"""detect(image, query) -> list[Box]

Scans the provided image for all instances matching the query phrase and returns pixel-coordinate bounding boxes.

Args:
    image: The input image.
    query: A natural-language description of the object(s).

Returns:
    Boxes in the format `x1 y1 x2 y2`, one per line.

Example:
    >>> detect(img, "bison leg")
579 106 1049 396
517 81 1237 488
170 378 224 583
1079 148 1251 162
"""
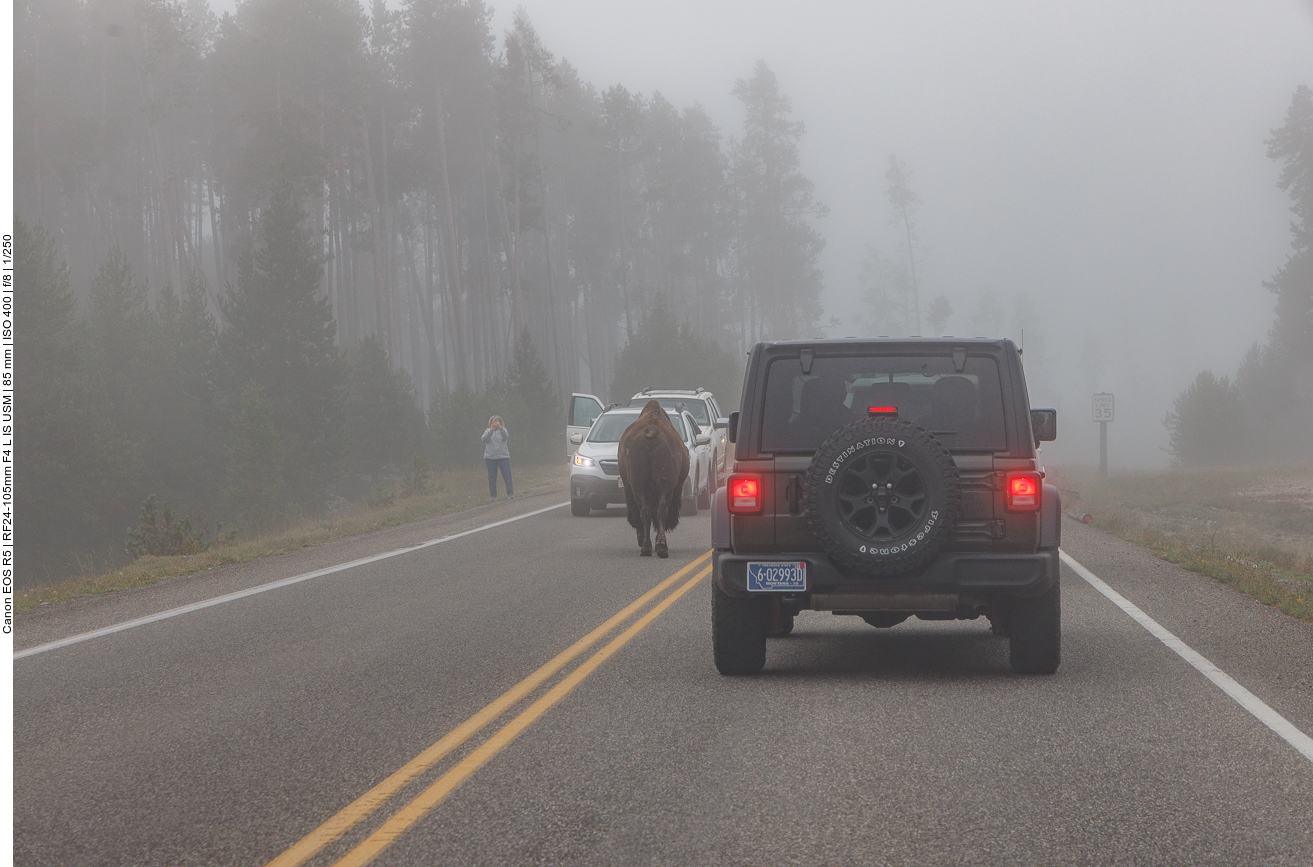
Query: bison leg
638 500 653 557
654 492 671 558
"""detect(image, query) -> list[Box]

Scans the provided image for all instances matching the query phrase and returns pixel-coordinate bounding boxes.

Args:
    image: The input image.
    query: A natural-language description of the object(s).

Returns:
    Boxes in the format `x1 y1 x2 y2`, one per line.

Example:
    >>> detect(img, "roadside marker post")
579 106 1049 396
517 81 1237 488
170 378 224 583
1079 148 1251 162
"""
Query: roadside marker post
1092 393 1114 477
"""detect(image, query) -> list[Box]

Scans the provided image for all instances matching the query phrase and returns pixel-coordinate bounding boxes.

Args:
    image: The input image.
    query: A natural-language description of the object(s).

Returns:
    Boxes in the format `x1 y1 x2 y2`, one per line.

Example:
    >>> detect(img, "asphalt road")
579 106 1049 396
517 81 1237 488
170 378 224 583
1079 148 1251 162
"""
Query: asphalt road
13 486 1313 866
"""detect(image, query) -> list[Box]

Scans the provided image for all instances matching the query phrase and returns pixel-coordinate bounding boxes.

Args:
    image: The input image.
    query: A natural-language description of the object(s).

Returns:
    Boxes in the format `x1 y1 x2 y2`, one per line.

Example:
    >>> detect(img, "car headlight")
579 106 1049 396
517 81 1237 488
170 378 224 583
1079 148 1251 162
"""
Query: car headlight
573 454 596 467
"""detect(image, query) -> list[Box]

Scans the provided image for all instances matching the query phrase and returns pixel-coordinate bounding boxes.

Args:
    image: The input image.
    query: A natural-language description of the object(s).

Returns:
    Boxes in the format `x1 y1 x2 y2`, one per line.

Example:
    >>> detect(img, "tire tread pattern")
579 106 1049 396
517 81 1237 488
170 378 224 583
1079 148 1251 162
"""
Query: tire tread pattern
804 418 962 576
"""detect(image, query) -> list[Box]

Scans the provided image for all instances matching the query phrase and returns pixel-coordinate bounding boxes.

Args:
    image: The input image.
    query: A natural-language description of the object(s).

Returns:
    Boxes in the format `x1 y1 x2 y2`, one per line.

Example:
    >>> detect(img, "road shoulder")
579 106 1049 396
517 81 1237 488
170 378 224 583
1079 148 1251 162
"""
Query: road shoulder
14 486 568 653
1060 517 1313 749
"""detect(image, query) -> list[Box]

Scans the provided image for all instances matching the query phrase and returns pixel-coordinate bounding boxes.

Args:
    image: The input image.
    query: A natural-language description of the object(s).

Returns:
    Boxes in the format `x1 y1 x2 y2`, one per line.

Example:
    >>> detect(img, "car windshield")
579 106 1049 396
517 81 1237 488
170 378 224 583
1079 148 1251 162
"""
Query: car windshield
629 397 710 426
759 355 1008 451
587 412 687 443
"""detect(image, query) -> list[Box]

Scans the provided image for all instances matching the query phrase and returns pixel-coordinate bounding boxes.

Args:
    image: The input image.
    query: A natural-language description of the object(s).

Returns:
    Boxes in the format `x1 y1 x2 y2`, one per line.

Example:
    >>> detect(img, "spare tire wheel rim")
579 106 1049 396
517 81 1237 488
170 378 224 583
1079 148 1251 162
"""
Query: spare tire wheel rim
805 419 961 575
835 449 930 551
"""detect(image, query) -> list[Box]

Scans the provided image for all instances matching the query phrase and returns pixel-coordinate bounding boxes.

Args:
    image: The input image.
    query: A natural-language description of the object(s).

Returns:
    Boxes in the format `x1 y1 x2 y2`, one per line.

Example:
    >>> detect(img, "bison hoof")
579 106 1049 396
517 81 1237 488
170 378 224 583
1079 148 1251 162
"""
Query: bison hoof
656 545 669 559
640 546 653 557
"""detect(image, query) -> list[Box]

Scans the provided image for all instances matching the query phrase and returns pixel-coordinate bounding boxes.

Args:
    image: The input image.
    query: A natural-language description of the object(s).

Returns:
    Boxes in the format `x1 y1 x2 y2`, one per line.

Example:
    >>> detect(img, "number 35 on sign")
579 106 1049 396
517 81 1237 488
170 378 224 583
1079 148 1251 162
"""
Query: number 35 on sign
1092 393 1114 423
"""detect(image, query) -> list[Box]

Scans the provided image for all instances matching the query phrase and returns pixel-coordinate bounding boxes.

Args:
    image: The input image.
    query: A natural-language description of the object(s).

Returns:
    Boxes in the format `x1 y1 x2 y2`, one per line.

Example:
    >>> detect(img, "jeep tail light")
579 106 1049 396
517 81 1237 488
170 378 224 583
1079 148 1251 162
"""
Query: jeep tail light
1006 472 1041 511
728 474 763 514
867 406 898 416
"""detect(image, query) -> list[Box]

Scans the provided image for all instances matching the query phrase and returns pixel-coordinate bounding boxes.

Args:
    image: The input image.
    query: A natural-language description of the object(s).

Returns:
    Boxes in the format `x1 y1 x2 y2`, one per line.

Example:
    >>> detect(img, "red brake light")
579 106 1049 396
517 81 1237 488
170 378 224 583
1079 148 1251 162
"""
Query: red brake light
867 406 898 415
728 475 762 513
1006 473 1041 511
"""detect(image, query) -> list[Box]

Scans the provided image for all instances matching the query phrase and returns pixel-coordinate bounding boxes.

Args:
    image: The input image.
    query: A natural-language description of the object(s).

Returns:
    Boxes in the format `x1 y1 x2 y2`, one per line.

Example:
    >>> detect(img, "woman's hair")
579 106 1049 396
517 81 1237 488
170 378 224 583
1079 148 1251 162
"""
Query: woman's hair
488 415 503 428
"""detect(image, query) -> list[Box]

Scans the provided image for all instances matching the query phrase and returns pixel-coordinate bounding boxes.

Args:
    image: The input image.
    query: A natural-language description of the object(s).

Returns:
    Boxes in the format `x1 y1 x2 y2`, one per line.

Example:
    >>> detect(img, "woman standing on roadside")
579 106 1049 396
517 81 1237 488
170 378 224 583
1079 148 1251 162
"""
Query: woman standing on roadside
482 416 514 502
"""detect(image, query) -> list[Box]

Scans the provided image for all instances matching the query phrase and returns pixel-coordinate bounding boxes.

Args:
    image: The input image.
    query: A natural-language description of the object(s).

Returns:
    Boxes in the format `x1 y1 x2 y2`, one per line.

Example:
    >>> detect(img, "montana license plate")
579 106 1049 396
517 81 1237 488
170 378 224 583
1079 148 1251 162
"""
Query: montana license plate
746 561 807 592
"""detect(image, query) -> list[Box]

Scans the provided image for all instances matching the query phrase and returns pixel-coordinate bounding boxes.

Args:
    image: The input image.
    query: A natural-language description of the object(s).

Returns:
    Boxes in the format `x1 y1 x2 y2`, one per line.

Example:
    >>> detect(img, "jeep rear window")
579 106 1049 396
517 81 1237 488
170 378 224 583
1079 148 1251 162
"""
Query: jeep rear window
759 356 1008 452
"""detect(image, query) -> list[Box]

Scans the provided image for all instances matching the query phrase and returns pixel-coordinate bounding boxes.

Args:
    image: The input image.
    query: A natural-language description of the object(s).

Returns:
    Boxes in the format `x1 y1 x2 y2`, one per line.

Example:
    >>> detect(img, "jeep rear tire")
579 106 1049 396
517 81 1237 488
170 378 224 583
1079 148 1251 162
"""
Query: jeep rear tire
712 582 767 675
804 417 961 576
1007 575 1061 674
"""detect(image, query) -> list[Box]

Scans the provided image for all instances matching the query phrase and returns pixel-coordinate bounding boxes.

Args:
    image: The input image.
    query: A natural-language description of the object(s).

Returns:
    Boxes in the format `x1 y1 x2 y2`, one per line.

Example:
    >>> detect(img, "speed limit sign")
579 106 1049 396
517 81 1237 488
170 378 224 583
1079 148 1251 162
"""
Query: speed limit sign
1092 393 1114 422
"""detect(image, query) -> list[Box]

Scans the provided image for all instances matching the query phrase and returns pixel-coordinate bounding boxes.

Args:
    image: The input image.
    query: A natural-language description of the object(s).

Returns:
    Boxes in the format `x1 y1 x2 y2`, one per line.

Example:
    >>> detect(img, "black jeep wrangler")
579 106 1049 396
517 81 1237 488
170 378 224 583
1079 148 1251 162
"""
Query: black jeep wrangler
710 338 1061 676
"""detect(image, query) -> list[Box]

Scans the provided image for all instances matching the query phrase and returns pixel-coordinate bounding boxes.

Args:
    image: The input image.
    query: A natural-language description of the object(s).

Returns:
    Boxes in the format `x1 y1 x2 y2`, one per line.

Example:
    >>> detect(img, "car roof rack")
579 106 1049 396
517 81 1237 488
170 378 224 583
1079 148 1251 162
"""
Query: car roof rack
637 387 707 395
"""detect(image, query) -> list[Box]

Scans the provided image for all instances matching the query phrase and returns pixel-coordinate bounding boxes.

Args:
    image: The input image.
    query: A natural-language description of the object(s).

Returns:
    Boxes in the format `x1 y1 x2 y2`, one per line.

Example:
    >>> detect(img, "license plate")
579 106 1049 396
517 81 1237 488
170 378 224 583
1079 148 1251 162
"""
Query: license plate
746 561 807 592
616 476 623 488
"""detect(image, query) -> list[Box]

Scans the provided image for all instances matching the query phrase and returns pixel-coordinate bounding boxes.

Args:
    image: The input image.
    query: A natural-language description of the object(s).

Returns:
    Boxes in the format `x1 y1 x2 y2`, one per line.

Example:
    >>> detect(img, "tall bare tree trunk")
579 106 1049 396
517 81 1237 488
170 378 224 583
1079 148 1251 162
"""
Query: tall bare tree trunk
361 116 390 348
380 102 397 357
423 188 445 393
207 175 224 289
432 81 469 388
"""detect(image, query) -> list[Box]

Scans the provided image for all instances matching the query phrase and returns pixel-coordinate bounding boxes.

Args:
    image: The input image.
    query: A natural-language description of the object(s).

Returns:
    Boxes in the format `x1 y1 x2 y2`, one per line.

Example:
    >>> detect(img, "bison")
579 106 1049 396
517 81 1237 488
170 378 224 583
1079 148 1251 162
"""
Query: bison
618 400 690 558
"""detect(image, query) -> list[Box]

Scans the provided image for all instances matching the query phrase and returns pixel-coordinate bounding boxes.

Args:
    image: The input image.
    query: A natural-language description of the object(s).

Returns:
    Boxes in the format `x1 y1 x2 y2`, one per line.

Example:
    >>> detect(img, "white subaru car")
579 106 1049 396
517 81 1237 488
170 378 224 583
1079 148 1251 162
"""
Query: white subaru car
569 406 713 517
627 388 730 486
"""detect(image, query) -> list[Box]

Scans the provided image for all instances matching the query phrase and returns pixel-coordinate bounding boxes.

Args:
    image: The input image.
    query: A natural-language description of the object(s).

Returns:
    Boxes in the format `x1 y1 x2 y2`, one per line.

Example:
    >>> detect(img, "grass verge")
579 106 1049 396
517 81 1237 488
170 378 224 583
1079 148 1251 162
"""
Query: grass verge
1049 465 1313 622
17 462 567 616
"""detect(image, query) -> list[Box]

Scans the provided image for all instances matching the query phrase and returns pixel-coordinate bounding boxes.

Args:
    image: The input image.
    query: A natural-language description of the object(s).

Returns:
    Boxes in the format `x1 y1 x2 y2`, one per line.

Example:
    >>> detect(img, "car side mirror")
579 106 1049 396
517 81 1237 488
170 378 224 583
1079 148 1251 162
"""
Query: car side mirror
713 417 729 430
728 411 740 443
1030 409 1057 443
570 432 583 444
696 432 711 445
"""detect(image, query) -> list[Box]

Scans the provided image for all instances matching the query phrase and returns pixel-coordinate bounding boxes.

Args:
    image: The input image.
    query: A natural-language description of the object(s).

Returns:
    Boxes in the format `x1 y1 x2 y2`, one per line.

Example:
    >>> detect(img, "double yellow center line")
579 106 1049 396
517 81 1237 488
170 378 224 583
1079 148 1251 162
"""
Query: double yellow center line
268 550 714 867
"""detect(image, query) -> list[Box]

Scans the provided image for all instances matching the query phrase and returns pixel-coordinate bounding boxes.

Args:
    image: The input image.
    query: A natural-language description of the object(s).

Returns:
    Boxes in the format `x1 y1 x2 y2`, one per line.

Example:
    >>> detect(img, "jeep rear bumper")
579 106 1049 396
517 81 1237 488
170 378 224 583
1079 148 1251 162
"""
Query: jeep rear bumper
713 549 1058 602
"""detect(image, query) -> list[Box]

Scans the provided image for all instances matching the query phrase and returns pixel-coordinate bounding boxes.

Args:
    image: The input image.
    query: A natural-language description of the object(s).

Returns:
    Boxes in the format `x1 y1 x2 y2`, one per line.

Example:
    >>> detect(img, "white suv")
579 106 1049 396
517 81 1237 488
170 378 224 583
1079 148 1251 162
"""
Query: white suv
626 389 730 486
569 406 713 517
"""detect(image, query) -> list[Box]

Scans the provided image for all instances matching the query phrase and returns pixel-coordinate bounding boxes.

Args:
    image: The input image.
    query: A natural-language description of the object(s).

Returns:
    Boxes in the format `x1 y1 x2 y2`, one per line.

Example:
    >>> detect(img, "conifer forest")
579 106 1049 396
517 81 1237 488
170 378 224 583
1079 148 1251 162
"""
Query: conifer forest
14 0 828 583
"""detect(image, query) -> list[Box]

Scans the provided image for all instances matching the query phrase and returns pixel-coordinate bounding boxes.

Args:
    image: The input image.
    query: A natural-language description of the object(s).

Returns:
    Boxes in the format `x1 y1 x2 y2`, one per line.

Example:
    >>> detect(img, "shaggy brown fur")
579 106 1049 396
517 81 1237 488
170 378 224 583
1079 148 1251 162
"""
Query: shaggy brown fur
618 400 690 557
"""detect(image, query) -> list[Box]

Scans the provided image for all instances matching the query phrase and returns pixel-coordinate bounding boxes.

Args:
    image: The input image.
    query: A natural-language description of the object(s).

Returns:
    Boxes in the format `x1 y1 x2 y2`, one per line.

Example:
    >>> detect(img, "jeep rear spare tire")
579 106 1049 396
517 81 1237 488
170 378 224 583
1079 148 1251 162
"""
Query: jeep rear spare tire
804 417 961 576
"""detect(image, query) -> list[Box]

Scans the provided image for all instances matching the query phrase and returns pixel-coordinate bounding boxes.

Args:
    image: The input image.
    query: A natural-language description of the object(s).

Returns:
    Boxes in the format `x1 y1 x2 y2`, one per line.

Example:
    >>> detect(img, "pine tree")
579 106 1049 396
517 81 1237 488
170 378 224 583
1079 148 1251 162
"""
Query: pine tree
1264 85 1313 371
346 334 424 476
87 246 161 448
1229 84 1313 460
927 296 954 338
220 177 345 514
500 327 561 464
153 272 224 511
885 154 923 334
1164 371 1245 467
224 384 288 530
609 297 743 410
731 61 827 340
14 220 134 578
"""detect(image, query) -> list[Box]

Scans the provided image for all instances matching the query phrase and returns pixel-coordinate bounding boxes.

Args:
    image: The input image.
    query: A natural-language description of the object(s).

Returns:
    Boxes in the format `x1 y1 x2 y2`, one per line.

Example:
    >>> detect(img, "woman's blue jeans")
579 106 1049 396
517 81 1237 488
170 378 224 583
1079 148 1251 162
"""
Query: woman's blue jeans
486 458 513 497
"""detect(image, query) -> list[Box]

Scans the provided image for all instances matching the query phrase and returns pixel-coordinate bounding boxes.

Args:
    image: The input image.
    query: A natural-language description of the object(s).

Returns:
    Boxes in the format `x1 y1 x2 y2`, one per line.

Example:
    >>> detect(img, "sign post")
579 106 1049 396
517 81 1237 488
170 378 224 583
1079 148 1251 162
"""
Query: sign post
1092 393 1114 477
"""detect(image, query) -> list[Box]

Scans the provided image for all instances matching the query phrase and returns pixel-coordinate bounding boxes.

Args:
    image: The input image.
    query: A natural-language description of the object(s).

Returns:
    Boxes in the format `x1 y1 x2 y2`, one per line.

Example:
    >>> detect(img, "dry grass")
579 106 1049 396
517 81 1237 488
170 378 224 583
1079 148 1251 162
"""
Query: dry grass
1048 465 1313 622
17 461 568 616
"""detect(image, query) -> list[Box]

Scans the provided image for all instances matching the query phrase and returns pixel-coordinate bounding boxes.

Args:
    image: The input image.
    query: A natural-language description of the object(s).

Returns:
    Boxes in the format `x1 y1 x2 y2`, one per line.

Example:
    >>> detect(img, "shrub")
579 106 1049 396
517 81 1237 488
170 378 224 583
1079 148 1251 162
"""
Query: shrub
400 454 431 497
1164 370 1244 467
125 495 211 558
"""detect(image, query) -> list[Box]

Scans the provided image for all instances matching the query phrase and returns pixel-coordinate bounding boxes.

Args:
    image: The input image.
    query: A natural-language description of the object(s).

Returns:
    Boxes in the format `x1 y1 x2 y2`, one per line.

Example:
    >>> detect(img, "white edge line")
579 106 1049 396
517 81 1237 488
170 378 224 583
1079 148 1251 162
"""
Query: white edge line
15 502 570 661
1060 549 1313 765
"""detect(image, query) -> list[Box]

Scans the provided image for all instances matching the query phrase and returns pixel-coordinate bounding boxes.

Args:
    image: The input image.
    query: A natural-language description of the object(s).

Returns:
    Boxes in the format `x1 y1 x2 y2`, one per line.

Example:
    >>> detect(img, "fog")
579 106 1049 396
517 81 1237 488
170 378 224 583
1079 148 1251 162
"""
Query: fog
15 0 1312 579
487 0 1313 467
